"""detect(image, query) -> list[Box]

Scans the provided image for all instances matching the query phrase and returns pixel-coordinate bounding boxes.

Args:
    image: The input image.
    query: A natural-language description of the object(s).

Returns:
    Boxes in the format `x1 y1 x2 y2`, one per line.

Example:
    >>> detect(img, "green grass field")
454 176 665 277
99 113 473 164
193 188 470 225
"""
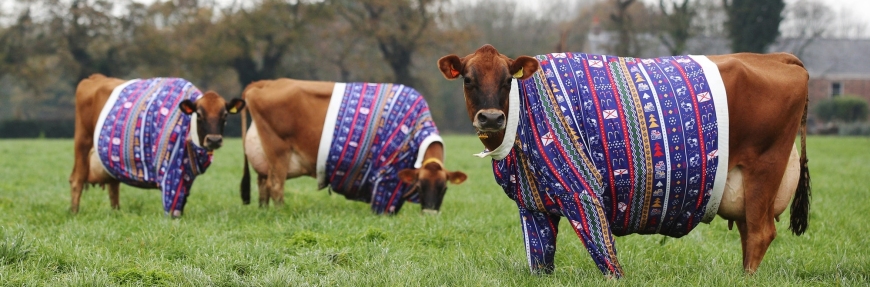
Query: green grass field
0 136 867 286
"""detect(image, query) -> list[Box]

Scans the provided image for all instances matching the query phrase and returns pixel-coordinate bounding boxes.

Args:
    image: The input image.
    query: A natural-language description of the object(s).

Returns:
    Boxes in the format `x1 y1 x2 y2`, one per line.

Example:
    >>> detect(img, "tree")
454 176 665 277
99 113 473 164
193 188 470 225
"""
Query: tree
777 0 833 58
567 0 658 56
206 0 332 91
446 0 545 56
658 0 696 55
610 0 637 56
0 2 87 120
722 0 784 53
0 8 53 120
335 0 448 90
50 0 131 83
308 14 391 83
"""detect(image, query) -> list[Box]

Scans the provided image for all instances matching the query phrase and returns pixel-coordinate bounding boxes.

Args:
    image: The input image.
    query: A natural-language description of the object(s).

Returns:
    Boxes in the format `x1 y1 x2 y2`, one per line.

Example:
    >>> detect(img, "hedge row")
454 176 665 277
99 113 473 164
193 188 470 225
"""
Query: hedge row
813 96 869 123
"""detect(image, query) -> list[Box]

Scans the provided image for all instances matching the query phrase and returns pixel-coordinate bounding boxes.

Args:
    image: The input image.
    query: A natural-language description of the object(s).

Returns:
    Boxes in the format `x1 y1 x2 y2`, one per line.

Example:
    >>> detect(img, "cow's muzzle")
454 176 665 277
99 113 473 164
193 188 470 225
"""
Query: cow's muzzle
474 109 506 132
422 209 440 216
205 135 223 149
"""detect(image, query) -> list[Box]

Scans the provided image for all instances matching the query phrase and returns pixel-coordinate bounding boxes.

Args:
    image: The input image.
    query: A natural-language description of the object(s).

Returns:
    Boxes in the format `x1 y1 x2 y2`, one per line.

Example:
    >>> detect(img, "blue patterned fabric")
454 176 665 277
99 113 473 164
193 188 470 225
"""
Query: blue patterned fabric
487 53 729 277
317 83 441 214
95 78 211 215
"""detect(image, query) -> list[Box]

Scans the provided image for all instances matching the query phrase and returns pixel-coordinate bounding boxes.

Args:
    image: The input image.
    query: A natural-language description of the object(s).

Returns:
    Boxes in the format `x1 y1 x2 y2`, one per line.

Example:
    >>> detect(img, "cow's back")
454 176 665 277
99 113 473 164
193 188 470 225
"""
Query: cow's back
708 53 808 159
75 74 127 140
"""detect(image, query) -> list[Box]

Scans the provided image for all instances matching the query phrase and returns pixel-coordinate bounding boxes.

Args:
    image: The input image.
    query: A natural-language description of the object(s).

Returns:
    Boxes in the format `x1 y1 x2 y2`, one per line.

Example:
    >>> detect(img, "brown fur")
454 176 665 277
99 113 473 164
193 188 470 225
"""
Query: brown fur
437 45 811 274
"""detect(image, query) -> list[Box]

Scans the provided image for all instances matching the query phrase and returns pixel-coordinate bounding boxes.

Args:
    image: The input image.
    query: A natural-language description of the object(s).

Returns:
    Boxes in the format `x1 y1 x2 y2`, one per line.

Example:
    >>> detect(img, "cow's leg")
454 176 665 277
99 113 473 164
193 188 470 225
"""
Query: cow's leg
257 173 269 207
738 153 789 274
518 207 560 274
253 121 289 208
556 192 624 278
69 135 93 214
735 220 749 266
266 151 289 207
108 182 120 210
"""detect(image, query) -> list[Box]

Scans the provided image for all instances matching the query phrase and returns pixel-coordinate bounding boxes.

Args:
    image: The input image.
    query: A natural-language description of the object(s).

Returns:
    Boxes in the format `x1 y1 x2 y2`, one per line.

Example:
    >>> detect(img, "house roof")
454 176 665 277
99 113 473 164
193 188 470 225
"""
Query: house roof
586 31 870 79
770 38 870 79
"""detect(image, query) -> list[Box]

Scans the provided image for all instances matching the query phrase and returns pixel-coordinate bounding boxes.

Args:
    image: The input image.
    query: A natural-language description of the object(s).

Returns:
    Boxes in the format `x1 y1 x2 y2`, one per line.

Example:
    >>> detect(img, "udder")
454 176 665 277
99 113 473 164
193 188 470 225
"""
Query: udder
87 148 114 184
717 145 801 221
244 122 314 178
245 123 270 176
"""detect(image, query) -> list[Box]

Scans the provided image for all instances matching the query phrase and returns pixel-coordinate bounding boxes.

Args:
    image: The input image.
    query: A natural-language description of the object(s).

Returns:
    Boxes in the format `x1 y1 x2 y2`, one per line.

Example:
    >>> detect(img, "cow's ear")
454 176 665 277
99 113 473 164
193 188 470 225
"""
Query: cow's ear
179 100 196 115
227 98 246 114
447 170 467 185
509 56 539 80
398 168 418 184
437 55 463 80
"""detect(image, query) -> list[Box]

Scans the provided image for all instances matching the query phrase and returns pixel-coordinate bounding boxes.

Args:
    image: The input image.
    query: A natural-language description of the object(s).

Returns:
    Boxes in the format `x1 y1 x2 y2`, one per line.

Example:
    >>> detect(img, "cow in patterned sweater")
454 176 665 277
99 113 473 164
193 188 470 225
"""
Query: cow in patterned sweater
437 45 810 277
69 74 245 217
240 78 467 214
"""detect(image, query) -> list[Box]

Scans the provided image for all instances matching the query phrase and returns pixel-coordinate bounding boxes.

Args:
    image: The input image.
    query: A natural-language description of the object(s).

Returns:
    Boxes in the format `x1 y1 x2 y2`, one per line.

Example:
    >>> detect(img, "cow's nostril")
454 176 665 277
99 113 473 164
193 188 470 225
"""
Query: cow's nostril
496 114 505 126
477 112 489 124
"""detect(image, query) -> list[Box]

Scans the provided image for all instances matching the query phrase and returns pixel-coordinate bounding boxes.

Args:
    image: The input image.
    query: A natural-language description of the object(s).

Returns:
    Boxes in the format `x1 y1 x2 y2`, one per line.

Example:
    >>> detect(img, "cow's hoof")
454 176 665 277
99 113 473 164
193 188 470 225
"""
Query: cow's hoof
171 210 183 218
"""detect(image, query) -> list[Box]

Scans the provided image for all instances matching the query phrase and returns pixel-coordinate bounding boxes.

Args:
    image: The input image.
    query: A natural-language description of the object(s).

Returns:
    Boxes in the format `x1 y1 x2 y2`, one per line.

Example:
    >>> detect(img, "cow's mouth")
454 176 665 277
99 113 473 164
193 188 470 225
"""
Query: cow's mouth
422 209 440 215
204 135 223 150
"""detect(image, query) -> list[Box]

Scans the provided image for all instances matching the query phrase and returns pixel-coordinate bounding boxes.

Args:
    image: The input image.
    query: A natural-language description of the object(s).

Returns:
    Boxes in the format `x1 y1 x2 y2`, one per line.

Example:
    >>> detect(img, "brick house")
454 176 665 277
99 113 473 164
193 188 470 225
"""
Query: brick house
772 39 870 106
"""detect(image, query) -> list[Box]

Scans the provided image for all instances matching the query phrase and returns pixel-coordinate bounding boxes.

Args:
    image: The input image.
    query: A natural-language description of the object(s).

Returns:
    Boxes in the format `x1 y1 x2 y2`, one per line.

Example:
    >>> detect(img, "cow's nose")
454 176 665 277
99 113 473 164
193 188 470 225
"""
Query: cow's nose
205 135 222 148
422 209 440 216
476 110 505 130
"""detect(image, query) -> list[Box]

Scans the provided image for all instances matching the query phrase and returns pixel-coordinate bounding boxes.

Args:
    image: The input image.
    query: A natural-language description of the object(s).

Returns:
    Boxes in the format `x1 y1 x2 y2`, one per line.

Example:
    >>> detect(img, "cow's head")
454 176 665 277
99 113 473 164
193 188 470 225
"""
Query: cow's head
437 44 539 142
179 91 245 150
398 158 467 215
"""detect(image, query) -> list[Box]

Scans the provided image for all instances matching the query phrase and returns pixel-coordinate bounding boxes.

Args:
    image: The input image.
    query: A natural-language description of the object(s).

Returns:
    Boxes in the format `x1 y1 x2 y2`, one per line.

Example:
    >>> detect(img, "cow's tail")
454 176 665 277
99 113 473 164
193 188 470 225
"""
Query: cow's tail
240 102 251 205
789 97 811 235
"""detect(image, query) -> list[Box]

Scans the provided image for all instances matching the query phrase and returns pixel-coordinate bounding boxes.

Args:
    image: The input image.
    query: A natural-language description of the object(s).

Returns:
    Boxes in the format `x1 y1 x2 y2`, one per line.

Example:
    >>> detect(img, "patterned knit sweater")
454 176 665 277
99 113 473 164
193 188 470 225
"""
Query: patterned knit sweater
480 53 729 276
95 78 211 215
316 83 442 214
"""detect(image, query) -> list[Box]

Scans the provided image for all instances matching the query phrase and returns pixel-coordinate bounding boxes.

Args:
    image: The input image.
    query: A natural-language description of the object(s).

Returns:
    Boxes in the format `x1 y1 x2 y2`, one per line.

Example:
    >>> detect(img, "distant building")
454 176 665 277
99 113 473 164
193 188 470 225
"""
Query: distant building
771 38 870 107
585 30 870 111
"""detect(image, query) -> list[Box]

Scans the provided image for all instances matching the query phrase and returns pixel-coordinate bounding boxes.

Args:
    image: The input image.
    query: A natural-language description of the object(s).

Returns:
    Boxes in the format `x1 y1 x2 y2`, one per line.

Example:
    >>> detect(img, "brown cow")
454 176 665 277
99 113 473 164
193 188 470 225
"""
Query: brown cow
240 78 466 214
69 74 244 217
437 45 810 277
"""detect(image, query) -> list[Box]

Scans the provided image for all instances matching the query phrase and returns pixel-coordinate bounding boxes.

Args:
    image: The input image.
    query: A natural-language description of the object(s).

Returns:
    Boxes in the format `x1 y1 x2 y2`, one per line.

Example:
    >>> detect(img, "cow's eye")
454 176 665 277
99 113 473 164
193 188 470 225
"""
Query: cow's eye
463 77 472 85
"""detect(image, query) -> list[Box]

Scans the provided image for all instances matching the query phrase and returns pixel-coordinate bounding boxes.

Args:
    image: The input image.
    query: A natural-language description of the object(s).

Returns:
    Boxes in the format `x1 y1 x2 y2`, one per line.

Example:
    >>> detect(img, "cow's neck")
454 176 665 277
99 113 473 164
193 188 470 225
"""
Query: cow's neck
422 141 445 164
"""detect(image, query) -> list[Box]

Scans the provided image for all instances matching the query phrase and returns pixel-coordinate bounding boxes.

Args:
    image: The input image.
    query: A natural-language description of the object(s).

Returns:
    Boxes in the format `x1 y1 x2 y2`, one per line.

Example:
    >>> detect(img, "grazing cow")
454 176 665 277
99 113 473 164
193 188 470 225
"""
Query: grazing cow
240 78 466 214
69 74 244 217
437 45 810 277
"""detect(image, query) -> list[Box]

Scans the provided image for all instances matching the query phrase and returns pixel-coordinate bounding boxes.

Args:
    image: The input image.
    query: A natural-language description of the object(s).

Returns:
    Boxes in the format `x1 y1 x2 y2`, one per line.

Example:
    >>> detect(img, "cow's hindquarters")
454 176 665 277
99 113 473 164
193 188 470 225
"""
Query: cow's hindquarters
710 52 810 273
69 75 126 214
